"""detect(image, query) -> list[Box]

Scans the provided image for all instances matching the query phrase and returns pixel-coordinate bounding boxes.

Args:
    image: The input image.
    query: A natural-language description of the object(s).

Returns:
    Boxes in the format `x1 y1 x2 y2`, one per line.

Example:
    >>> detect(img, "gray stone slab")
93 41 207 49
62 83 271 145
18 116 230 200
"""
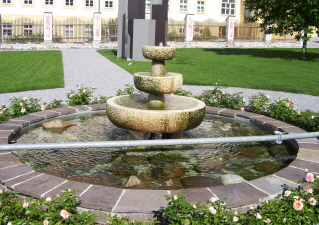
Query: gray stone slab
30 110 60 119
80 185 123 211
217 109 238 117
114 189 168 213
12 114 45 124
13 174 67 198
208 182 268 208
275 166 305 183
290 158 319 172
170 188 214 204
248 175 298 196
86 104 106 111
279 127 306 133
69 105 91 112
0 164 33 183
298 143 319 150
0 124 21 134
43 180 91 198
297 148 319 161
5 171 42 188
0 130 13 138
49 107 77 115
0 153 22 168
0 120 29 128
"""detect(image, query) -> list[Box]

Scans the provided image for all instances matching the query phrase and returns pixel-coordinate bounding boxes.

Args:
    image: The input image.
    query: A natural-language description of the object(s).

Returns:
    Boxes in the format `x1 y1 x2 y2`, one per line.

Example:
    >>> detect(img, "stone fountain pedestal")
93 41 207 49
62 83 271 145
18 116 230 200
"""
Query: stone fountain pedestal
106 45 206 139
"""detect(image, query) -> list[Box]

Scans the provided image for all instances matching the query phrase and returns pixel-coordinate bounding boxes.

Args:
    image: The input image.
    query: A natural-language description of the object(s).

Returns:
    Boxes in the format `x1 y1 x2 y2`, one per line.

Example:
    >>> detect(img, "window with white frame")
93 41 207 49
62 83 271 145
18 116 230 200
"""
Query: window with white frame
221 0 235 15
45 0 54 5
65 25 74 37
86 0 93 7
105 0 113 8
145 0 150 10
24 25 33 36
24 0 32 4
2 24 12 37
84 25 93 37
197 1 204 13
2 0 12 3
180 0 187 12
65 0 73 6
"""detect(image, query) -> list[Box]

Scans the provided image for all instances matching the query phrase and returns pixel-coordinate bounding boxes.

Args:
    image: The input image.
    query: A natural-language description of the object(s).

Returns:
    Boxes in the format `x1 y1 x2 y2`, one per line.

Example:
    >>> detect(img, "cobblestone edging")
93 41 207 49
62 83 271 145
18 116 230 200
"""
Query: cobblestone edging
0 40 300 51
0 105 318 222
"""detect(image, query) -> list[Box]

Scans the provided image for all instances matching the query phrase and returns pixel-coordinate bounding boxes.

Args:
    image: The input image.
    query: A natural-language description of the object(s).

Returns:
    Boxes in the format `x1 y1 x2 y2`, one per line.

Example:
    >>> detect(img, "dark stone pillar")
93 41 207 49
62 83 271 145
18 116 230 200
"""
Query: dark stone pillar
151 0 168 46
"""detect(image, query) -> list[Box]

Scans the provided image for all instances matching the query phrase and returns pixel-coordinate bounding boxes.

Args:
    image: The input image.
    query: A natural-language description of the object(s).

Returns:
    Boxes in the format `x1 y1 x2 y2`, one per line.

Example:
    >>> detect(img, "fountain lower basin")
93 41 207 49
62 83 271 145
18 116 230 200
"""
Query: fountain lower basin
106 94 206 133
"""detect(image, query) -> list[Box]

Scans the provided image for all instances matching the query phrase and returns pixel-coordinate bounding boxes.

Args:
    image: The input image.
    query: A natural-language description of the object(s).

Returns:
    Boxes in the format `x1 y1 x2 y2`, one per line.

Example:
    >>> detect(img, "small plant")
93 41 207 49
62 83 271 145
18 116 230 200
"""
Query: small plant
66 85 96 106
0 189 97 224
247 93 272 115
268 98 298 123
174 89 194 97
43 98 64 109
196 88 245 110
8 96 41 117
91 95 110 104
0 104 10 123
105 214 156 225
116 84 141 96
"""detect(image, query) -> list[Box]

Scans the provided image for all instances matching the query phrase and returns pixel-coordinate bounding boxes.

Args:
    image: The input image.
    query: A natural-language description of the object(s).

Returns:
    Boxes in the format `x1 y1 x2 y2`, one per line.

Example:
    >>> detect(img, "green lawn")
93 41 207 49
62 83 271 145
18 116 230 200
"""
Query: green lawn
98 48 319 96
0 51 64 93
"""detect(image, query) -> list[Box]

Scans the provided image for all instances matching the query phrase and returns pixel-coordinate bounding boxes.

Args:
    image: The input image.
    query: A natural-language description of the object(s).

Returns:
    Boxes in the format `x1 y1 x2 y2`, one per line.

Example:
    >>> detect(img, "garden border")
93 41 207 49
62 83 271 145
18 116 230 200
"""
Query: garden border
0 104 318 222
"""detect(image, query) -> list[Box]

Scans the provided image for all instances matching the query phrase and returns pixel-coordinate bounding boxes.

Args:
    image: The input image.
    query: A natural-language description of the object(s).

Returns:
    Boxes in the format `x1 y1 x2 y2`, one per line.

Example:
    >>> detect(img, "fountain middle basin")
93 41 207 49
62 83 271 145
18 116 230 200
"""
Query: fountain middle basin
106 94 206 133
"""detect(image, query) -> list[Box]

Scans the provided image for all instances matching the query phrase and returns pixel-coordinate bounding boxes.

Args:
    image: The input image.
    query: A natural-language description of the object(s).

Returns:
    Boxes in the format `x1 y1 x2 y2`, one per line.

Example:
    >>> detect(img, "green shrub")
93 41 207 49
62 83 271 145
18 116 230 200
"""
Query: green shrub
8 96 41 117
0 189 97 224
66 85 96 106
196 88 245 110
247 93 271 115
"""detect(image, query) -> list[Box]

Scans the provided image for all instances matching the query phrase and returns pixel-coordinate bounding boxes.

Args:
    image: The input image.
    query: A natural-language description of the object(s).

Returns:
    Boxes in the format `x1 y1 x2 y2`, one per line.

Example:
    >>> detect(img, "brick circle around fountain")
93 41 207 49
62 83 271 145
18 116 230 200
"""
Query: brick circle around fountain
0 104 318 221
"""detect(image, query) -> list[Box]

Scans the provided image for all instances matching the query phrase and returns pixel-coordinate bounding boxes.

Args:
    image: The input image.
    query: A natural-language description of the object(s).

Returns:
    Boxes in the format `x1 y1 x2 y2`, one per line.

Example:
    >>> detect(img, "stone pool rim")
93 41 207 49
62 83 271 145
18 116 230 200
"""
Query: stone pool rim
0 104 318 222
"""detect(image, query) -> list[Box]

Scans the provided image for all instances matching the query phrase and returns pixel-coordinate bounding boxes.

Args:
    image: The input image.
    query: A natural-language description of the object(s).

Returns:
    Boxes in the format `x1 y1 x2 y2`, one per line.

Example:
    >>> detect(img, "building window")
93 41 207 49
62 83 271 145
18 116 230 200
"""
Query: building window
221 0 235 15
179 28 184 34
2 24 12 37
197 1 204 13
86 0 93 7
180 0 187 12
145 0 150 10
65 25 74 37
85 25 93 37
24 0 32 4
24 25 33 36
45 0 54 5
65 0 73 6
2 0 12 3
105 0 113 8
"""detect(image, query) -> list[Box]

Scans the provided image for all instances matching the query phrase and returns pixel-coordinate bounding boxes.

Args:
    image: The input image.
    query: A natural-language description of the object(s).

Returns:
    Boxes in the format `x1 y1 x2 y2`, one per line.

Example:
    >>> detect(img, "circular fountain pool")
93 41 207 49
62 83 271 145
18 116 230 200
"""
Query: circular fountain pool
13 111 297 190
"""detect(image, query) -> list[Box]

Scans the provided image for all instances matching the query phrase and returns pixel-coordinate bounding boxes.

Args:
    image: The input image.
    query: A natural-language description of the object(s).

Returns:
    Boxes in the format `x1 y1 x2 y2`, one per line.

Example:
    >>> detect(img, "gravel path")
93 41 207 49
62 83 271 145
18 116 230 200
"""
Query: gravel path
0 45 318 112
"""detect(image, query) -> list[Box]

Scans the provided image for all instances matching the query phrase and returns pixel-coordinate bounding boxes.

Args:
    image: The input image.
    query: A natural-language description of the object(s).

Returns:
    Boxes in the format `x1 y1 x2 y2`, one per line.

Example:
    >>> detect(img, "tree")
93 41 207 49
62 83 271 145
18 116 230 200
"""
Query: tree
244 0 319 59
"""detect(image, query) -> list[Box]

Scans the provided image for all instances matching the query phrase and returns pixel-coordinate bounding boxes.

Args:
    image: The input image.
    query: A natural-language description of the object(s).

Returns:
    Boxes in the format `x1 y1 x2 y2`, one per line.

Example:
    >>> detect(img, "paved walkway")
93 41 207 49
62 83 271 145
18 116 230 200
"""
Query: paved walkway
1 40 319 112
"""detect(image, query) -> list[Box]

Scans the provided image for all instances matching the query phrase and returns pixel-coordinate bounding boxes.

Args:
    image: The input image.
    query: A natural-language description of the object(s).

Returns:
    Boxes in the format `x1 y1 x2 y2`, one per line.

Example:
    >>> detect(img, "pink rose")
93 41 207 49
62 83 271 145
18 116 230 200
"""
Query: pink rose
23 202 29 208
43 220 49 225
41 105 46 111
305 173 315 182
233 216 239 222
309 198 317 206
293 201 304 210
60 209 70 219
284 190 291 196
285 102 290 107
240 107 245 112
209 206 216 214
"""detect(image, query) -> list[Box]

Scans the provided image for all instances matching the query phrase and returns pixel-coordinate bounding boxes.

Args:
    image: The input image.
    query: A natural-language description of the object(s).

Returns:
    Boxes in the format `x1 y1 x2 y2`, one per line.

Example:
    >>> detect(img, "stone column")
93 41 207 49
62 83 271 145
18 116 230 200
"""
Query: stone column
226 16 235 43
264 25 272 45
184 14 194 42
93 12 102 44
43 12 53 44
117 0 127 58
151 0 168 46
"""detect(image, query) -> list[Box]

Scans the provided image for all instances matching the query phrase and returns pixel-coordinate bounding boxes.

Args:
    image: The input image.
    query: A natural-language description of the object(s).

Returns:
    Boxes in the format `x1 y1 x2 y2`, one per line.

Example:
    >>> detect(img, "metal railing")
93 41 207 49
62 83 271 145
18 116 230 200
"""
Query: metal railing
1 131 318 152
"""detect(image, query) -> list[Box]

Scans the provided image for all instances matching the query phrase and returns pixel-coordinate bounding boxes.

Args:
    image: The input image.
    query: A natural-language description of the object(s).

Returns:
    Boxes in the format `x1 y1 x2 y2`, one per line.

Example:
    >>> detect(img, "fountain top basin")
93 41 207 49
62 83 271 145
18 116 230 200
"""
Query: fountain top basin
142 46 175 61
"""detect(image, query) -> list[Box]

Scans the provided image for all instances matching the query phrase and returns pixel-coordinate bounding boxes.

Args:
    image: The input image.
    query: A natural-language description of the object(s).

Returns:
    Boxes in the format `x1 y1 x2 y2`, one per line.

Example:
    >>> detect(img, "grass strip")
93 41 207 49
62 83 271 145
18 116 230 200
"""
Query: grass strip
98 48 319 96
0 50 64 93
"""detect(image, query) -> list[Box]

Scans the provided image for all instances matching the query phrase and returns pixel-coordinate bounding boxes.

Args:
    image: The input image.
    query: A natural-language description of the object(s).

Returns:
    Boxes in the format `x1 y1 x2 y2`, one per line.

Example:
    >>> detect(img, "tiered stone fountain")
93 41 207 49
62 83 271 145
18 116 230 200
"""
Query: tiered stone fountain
106 45 206 139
